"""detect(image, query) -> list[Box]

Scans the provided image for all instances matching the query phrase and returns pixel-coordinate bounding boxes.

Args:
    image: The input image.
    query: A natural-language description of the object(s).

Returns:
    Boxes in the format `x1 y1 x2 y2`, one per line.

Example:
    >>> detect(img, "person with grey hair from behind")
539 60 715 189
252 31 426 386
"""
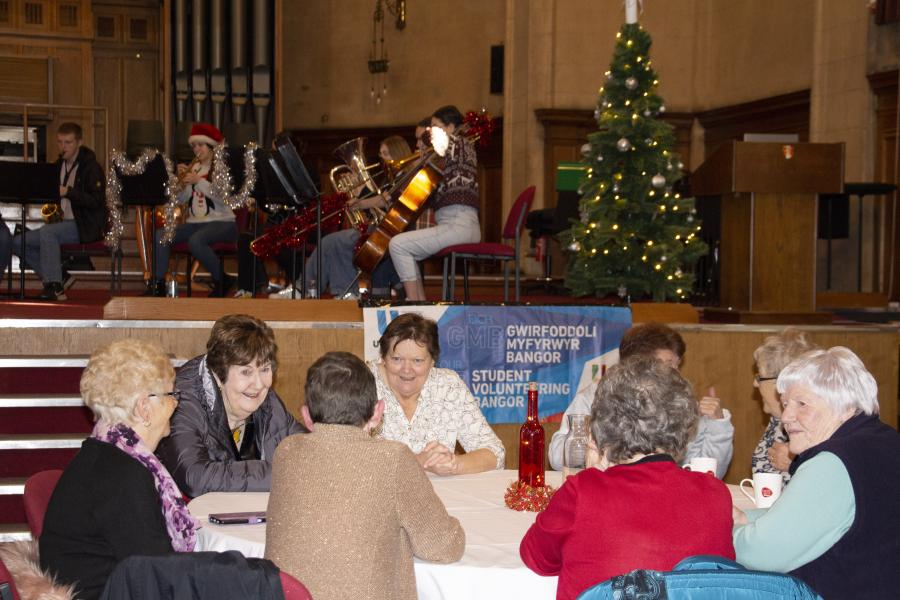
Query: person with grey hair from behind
733 346 900 599
265 351 464 600
521 355 734 600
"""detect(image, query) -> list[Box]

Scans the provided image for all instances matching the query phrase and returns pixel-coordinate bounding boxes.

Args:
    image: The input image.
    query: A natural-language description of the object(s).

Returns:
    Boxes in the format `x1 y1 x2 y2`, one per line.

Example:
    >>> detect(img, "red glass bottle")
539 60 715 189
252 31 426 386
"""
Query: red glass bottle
518 382 545 487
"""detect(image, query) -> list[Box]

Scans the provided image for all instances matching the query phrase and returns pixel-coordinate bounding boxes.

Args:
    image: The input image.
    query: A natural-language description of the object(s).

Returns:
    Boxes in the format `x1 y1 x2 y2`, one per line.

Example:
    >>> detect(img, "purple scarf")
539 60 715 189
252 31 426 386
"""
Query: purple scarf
91 421 198 552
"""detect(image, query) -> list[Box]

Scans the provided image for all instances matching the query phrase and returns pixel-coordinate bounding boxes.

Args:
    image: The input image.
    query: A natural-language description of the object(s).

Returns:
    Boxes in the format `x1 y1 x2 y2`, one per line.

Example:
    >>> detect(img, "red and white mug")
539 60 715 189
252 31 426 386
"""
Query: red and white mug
739 472 783 508
683 456 718 477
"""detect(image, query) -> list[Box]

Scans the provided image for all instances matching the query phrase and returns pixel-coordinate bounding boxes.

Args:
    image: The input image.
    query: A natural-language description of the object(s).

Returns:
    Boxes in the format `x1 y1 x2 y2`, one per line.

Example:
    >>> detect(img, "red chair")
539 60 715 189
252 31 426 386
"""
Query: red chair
0 554 21 600
24 469 63 539
436 185 536 303
171 207 248 297
279 571 313 600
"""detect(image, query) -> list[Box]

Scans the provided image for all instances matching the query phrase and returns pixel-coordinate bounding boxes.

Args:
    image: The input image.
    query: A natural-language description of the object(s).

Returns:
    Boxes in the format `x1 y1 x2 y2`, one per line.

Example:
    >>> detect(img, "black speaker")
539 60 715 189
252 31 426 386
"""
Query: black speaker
490 44 504 95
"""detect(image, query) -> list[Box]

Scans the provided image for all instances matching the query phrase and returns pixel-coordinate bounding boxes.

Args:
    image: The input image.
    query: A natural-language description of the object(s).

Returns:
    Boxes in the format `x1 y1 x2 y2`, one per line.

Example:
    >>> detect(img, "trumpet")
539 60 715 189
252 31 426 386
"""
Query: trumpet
176 156 202 186
41 203 62 224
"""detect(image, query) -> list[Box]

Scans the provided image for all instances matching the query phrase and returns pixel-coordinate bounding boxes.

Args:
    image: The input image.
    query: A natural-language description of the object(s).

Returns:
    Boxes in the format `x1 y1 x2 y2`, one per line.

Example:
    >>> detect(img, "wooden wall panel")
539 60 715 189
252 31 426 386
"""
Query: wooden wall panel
870 70 899 301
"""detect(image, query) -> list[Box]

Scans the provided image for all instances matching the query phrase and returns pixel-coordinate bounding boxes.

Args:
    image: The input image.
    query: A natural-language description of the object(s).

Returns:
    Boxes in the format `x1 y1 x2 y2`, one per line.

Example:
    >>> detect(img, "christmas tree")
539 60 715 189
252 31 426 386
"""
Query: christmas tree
562 19 707 302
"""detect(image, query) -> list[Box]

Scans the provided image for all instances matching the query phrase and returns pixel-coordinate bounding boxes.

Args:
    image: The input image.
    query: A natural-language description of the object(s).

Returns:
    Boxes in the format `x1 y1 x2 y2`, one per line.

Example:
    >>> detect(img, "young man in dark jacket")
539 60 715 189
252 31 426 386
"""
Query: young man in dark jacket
0 122 107 300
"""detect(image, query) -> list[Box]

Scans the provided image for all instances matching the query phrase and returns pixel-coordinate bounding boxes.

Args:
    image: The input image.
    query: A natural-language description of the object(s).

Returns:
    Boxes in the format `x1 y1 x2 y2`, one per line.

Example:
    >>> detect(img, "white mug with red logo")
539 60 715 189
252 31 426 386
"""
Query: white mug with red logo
740 472 783 508
683 456 718 476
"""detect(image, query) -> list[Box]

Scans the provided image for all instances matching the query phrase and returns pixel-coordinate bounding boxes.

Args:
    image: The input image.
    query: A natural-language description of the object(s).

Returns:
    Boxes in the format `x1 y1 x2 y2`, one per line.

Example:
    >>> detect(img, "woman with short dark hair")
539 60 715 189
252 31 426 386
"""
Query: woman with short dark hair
373 313 504 475
157 314 304 496
521 355 735 600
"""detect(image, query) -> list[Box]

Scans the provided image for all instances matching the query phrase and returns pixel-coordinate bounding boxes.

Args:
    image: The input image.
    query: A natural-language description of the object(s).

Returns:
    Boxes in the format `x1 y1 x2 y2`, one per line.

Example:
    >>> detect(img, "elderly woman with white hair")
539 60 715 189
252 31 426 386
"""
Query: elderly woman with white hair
733 346 900 599
39 339 197 600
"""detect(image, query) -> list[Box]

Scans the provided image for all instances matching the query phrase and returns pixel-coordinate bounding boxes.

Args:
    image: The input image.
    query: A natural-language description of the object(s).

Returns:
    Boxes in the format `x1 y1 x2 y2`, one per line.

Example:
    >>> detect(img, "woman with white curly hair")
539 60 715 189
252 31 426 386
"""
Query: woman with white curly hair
39 339 197 600
733 346 900 598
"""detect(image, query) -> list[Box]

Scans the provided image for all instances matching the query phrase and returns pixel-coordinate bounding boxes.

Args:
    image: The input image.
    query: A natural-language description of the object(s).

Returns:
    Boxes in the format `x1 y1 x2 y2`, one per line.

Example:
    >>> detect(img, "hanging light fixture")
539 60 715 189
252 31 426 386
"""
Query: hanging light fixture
368 0 406 104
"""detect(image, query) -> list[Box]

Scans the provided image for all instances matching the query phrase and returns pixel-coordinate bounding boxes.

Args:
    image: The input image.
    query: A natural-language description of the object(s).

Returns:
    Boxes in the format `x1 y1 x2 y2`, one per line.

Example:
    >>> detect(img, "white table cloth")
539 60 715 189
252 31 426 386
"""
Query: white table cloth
188 470 754 600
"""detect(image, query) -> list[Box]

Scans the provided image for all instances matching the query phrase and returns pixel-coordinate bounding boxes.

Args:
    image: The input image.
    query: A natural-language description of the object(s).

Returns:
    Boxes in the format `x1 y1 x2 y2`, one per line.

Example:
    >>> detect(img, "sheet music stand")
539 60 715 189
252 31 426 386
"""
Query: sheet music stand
0 161 59 298
118 155 170 286
270 137 320 298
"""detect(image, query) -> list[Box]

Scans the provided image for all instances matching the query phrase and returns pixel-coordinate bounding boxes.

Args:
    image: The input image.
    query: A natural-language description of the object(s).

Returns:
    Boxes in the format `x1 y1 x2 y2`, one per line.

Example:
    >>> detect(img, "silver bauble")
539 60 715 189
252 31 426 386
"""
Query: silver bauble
651 174 666 188
596 153 604 162
686 215 695 223
580 143 592 156
625 77 638 90
644 109 651 117
612 183 620 192
594 108 601 120
568 241 582 252
659 104 666 113
616 137 632 152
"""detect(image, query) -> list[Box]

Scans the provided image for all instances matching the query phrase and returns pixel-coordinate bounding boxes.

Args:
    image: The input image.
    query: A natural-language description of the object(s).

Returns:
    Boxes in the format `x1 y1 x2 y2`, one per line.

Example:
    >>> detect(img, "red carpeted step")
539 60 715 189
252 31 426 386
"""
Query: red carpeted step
0 495 26 525
0 407 94 434
0 367 82 395
0 449 79 478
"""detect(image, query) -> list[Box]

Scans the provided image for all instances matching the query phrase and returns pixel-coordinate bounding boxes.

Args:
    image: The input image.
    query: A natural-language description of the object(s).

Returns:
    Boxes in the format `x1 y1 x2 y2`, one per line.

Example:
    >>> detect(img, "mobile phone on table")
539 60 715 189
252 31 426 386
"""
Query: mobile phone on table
208 511 266 524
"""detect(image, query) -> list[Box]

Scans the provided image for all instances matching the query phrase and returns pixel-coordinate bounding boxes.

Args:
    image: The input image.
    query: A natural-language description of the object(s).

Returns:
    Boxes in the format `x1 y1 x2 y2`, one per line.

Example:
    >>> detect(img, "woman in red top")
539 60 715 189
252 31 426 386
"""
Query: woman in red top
520 355 735 600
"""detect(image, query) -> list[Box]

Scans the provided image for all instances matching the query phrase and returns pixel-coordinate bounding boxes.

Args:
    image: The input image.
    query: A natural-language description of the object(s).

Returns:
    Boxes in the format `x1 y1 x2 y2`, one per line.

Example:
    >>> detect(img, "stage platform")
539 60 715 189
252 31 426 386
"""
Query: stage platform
1 306 897 483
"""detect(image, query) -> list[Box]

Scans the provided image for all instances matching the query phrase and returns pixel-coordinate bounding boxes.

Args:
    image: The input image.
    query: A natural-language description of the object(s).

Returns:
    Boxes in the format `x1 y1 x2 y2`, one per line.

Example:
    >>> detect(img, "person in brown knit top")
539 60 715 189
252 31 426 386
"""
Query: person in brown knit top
265 351 465 600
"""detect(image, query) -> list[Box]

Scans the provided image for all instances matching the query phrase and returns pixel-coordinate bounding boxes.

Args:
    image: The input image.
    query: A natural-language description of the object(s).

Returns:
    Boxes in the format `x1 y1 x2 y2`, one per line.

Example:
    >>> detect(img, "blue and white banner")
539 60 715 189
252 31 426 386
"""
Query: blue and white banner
362 305 631 423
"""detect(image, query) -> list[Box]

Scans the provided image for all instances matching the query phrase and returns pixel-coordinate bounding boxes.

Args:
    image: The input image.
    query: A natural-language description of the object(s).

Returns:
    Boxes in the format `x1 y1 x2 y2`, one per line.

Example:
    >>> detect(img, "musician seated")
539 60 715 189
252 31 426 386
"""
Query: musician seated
388 105 480 302
270 136 410 300
145 123 237 297
0 122 106 301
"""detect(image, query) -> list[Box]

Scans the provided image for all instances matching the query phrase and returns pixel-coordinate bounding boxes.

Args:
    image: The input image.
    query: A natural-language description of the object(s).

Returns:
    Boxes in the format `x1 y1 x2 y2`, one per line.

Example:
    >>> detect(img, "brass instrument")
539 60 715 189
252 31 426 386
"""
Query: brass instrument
328 137 387 228
41 203 62 224
176 156 202 186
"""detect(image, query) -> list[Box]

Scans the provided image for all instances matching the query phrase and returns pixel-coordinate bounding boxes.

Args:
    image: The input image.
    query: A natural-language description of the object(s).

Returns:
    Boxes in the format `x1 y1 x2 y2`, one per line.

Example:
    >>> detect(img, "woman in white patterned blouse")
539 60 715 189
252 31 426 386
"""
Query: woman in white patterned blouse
371 313 505 475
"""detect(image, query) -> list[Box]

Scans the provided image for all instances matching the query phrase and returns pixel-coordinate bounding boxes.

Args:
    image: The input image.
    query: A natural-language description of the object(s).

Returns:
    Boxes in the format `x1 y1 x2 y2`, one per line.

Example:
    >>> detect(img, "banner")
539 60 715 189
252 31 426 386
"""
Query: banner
362 305 631 423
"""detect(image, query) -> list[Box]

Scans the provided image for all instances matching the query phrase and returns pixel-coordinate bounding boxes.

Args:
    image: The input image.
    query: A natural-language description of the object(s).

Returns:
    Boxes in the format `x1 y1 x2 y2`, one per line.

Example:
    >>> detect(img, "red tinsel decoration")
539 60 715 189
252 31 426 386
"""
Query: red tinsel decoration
252 193 348 259
504 480 556 513
463 109 496 148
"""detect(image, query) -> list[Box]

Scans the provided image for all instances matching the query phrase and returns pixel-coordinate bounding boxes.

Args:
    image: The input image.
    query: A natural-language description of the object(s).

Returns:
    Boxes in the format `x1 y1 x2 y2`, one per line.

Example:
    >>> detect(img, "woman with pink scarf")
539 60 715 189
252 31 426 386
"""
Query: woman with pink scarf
39 339 197 600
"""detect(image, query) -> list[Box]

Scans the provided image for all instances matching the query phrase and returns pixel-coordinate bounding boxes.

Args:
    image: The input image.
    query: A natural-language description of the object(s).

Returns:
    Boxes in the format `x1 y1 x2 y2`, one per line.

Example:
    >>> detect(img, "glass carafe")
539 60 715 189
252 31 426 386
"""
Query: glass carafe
563 414 590 479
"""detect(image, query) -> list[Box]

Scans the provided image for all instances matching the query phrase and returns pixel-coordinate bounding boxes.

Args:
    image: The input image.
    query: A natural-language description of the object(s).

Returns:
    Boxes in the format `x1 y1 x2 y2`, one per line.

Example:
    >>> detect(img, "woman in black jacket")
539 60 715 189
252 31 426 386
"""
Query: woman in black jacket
157 314 305 497
40 339 197 600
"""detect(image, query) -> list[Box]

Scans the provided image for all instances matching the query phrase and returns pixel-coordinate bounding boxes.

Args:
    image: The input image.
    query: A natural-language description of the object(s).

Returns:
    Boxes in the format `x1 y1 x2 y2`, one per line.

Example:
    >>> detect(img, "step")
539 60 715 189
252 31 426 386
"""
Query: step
0 434 87 450
0 477 26 495
0 523 30 542
0 357 187 368
0 395 84 408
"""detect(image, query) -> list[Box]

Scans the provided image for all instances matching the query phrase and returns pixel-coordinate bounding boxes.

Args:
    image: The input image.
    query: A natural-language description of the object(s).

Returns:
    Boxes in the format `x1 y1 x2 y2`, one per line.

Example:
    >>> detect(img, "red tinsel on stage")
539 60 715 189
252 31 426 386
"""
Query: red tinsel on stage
463 110 496 148
504 480 556 513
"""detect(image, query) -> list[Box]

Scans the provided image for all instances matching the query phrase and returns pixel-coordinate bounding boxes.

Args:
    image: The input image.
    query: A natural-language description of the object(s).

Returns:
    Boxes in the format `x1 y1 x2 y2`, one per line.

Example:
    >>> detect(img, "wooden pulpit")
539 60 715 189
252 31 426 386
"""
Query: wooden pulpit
691 142 844 320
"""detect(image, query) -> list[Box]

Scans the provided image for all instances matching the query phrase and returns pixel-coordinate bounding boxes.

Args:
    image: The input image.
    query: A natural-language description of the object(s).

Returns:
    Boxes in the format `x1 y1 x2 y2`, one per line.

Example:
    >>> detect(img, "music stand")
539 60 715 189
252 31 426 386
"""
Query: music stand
118 155 169 286
0 161 59 298
274 135 321 299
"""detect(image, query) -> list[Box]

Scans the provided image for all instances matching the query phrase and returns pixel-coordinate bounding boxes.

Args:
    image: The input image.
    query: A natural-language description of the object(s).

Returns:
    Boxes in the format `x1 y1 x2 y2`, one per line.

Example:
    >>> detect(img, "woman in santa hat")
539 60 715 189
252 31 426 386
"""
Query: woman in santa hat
146 123 237 297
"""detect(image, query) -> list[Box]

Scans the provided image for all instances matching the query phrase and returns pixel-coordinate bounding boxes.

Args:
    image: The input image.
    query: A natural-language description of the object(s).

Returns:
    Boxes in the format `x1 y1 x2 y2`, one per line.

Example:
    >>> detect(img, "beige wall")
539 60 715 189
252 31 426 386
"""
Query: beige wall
280 0 506 129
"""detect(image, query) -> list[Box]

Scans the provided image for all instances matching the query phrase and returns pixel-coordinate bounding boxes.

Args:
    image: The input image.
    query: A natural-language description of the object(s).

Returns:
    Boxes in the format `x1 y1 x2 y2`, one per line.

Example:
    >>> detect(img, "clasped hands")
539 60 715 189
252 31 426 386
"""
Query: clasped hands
416 441 459 476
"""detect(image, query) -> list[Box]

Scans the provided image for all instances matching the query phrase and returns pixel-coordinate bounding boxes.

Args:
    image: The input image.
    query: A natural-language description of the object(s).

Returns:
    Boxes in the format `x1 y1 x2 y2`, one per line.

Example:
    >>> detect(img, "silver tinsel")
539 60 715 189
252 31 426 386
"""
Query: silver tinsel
104 148 178 250
209 142 259 210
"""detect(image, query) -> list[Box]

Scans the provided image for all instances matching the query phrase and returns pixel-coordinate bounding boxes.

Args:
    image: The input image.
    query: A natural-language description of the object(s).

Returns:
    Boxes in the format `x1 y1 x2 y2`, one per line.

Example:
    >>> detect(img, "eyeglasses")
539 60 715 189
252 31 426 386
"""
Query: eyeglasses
149 391 182 401
754 375 777 384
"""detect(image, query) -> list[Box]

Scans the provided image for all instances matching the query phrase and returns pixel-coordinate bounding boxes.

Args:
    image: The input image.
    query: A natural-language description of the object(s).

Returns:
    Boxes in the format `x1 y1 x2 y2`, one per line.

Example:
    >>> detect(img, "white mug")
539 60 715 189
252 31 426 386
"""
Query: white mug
683 456 717 476
740 472 783 508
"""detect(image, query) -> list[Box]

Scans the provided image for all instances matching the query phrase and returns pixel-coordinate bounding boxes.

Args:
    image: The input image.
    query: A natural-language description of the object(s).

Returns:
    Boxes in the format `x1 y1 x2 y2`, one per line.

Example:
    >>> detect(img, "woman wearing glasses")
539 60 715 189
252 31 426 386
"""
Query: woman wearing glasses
751 328 818 484
157 314 305 497
40 339 197 600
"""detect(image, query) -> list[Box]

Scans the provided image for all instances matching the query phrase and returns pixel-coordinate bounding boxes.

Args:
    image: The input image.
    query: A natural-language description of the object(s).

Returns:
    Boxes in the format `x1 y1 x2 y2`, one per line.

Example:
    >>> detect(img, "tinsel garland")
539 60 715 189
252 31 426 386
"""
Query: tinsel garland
104 148 179 250
463 109 496 148
249 192 348 259
504 480 556 513
208 142 260 211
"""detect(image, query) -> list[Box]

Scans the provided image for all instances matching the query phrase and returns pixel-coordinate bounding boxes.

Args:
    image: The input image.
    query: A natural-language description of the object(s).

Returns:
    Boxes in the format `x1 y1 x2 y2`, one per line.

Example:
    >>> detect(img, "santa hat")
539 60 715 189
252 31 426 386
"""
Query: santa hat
188 123 224 147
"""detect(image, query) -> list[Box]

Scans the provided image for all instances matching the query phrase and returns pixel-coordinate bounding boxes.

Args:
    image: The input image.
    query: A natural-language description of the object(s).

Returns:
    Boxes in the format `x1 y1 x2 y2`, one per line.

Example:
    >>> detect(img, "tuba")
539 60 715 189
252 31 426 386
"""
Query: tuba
328 137 385 228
